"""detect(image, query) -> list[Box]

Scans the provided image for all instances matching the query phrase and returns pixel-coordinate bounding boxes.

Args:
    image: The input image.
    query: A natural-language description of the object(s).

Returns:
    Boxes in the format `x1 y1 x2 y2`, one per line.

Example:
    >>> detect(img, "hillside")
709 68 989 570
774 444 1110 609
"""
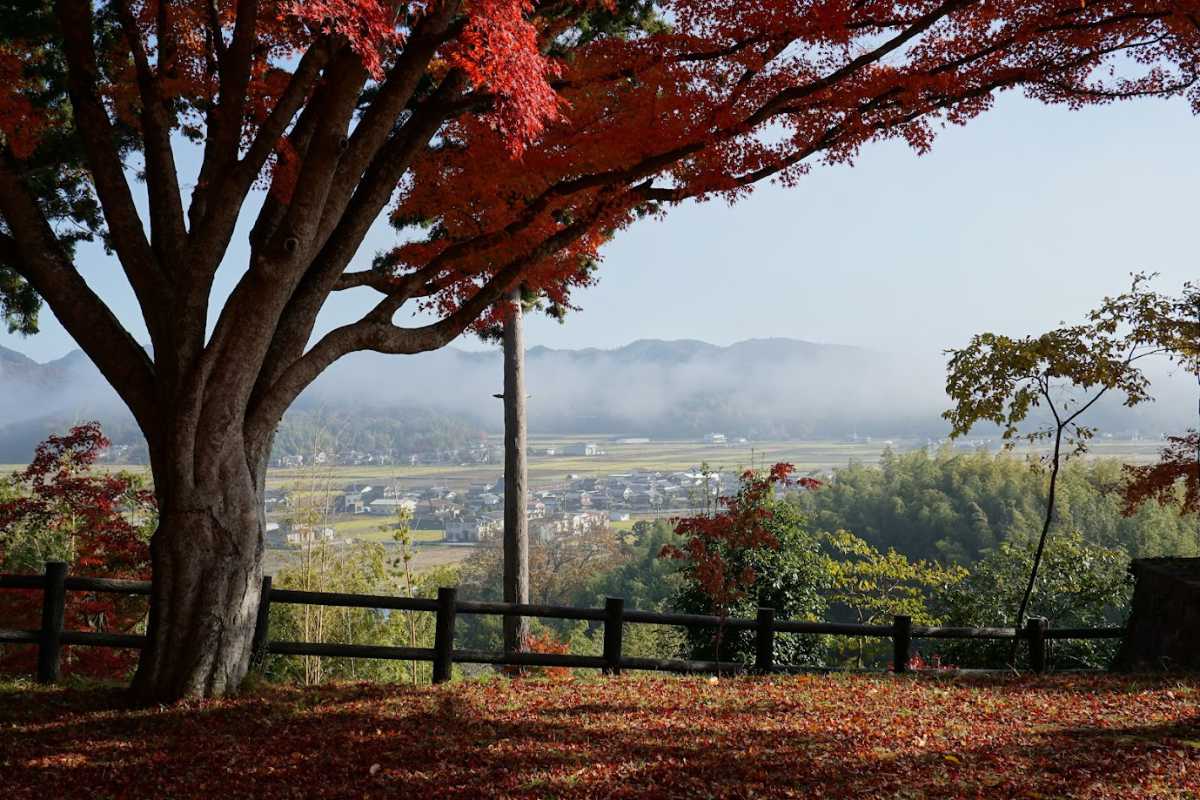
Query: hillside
1 337 1193 463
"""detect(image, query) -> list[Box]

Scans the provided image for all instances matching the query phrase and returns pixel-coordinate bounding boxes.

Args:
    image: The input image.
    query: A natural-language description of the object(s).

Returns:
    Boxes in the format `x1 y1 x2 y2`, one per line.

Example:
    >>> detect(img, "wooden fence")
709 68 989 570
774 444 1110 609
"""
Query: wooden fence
0 562 1126 684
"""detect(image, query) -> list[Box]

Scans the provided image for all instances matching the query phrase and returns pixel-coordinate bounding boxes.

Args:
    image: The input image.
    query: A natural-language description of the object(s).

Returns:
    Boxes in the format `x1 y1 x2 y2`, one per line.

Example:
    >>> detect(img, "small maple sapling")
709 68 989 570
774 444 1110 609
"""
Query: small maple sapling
944 275 1199 660
662 463 820 669
0 423 155 679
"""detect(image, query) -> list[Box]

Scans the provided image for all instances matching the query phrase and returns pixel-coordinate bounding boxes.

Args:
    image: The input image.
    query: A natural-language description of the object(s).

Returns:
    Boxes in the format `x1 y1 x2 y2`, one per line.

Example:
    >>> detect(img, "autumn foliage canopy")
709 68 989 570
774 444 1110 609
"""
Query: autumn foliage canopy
2 1 1200 700
2 0 1198 463
3 2 1200 377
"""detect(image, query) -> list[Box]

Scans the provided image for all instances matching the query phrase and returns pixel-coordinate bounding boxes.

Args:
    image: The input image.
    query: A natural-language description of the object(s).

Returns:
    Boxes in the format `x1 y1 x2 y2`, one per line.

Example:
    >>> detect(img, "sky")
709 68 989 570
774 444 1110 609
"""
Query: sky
2 89 1198 368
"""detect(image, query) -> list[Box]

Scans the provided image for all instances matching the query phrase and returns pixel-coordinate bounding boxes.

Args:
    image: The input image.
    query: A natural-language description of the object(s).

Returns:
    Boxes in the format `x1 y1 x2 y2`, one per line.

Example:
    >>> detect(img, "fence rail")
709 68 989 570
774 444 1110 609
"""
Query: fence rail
1 562 1127 684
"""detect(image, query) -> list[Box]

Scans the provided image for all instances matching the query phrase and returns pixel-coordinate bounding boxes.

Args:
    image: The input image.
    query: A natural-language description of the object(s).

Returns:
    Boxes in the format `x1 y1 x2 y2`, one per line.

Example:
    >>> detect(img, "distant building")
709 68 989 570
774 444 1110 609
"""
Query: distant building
286 525 335 546
367 497 417 516
562 491 592 511
630 490 663 509
531 511 608 542
563 442 601 456
445 515 503 543
428 498 459 519
335 491 366 515
265 522 285 547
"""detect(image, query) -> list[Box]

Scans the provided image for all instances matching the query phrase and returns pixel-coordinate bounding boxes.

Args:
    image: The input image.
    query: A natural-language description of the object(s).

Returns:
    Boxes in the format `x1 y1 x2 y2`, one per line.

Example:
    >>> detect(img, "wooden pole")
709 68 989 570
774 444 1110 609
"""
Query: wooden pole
250 575 273 667
501 288 530 656
433 587 457 683
37 561 68 683
603 597 624 675
892 615 912 674
755 607 775 674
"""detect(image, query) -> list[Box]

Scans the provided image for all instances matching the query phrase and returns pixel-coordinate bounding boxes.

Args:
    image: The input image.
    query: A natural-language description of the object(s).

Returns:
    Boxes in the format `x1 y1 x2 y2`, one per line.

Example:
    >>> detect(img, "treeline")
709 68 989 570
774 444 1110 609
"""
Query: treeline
797 447 1199 564
9 427 1185 682
259 449 1195 682
0 414 149 463
0 406 487 466
270 407 487 461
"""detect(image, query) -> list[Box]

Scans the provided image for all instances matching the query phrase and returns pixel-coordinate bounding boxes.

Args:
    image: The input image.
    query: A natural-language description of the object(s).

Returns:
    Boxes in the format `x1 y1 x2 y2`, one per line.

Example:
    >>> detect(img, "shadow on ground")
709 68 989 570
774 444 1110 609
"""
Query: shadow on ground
1 673 1197 799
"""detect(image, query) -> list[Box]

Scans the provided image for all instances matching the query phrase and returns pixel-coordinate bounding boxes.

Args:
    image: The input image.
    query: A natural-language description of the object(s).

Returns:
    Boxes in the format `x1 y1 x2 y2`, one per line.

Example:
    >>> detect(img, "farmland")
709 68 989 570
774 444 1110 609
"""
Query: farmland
1 436 1174 577
261 435 1169 493
0 434 1169 495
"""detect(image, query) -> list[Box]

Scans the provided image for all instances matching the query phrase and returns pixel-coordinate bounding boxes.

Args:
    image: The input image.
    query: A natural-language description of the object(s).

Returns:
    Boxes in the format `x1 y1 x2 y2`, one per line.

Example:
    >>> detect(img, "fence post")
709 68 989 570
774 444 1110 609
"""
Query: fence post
892 614 912 674
1026 616 1047 674
755 607 775 674
250 575 273 667
602 597 624 676
433 587 457 684
37 561 68 684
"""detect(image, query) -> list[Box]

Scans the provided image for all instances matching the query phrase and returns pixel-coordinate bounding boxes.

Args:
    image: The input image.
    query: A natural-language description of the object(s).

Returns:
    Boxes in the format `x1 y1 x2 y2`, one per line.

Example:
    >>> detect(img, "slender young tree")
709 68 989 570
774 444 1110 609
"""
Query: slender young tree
1 1 1197 700
944 276 1199 660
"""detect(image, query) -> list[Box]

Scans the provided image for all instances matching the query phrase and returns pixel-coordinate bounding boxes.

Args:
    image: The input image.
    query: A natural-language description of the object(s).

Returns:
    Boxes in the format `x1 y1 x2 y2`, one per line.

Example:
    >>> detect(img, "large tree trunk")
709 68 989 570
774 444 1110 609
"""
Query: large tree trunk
130 442 267 704
502 288 530 654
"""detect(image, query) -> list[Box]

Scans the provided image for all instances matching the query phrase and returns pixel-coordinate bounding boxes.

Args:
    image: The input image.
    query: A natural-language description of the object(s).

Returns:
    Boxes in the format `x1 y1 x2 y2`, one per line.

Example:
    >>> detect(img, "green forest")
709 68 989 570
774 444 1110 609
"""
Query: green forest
269 407 488 461
247 448 1198 682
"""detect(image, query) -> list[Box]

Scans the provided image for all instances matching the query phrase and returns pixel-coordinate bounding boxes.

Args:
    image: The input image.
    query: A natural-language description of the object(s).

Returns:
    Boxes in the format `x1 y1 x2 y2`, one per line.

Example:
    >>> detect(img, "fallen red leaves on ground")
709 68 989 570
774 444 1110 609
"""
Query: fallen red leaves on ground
1 673 1197 799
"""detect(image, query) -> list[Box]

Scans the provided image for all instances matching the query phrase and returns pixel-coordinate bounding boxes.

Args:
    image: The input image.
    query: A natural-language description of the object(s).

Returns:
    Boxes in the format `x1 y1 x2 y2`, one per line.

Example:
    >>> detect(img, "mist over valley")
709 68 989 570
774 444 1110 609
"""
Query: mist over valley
1 337 1193 464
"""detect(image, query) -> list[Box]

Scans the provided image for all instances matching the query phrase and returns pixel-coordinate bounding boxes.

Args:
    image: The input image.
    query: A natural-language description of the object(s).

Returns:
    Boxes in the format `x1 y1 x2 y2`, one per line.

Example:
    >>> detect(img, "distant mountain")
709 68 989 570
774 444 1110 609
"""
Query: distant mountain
302 336 1200 441
0 344 67 391
1 337 1193 463
0 343 132 462
311 336 948 439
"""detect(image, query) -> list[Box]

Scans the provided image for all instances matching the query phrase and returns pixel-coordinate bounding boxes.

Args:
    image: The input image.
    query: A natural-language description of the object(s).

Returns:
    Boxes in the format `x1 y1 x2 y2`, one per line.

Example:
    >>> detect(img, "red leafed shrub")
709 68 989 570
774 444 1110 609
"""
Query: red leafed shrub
905 652 957 672
662 464 821 661
504 630 573 680
1121 430 1199 516
662 463 820 614
0 423 156 679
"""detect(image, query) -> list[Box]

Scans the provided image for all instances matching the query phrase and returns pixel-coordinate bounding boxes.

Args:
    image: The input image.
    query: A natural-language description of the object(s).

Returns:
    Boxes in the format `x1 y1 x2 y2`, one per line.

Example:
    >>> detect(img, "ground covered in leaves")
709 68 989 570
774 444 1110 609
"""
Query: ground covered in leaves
1 673 1198 799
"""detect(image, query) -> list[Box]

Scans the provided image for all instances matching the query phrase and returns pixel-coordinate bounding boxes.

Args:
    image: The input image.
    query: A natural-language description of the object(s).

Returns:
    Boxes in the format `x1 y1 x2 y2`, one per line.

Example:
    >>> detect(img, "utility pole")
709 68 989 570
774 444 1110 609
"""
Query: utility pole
500 287 530 656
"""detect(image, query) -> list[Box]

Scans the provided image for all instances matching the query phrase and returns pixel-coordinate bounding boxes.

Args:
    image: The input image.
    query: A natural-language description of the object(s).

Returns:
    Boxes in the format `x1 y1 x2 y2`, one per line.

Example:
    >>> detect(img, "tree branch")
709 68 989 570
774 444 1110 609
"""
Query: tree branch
248 72 469 418
246 192 620 454
54 0 168 334
0 155 157 433
189 0 260 232
112 0 188 263
186 39 332 273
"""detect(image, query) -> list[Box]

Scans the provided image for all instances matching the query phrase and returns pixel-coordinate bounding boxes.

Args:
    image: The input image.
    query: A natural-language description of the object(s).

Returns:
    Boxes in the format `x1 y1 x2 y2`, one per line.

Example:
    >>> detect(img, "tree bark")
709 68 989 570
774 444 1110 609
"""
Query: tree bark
502 289 530 655
130 442 267 704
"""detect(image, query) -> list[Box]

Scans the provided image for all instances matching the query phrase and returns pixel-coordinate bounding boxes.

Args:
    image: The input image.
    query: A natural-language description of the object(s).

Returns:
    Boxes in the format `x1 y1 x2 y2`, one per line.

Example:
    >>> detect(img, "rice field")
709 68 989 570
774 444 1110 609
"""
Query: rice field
259 436 1170 496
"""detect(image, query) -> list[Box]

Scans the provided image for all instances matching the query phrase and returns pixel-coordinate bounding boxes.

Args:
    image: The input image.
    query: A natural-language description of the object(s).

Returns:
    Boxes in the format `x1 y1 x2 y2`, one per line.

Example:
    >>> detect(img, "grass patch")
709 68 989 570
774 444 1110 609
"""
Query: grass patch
351 527 444 544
